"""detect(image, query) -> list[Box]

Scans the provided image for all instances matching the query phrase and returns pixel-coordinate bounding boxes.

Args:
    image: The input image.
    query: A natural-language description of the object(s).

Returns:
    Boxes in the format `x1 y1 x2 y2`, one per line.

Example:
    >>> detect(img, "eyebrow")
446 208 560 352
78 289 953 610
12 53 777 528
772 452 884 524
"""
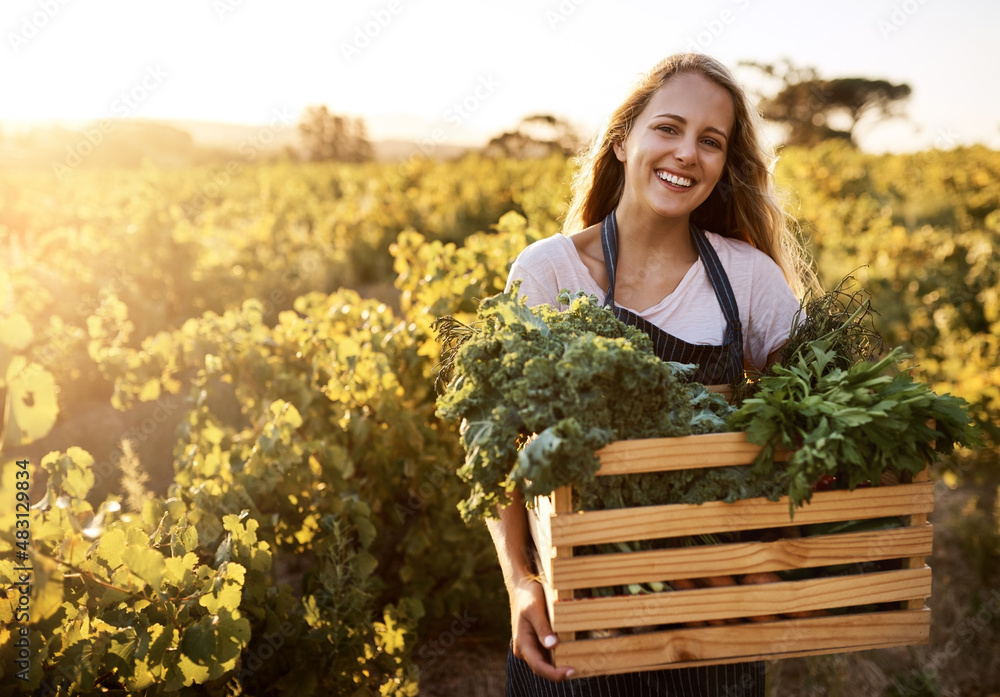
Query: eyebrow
654 113 729 140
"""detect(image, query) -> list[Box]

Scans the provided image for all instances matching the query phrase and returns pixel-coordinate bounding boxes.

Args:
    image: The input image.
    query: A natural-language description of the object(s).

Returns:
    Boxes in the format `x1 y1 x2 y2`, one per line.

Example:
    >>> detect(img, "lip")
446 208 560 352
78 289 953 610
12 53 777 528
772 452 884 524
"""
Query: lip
655 167 696 190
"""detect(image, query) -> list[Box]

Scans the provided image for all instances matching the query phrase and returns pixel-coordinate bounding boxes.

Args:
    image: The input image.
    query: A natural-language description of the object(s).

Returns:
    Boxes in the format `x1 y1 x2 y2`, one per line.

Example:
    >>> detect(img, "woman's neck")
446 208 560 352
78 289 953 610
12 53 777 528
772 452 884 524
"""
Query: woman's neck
613 196 696 261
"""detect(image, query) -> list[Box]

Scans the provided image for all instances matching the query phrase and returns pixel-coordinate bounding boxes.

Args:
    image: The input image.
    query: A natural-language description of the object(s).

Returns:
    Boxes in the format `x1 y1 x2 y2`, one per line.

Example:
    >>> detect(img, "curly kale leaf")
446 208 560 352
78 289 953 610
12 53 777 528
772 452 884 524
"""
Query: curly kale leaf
436 288 734 521
512 418 612 499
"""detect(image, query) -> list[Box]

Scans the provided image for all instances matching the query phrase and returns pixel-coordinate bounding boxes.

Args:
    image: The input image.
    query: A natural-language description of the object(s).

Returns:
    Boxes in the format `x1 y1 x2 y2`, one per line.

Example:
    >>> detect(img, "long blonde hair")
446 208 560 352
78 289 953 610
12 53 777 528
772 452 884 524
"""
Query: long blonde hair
563 53 818 298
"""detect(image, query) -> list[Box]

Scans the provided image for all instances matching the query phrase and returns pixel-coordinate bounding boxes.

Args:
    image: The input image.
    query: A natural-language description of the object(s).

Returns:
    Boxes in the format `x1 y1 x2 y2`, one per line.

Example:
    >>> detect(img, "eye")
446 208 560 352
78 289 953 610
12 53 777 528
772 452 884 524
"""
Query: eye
702 138 722 149
656 125 677 135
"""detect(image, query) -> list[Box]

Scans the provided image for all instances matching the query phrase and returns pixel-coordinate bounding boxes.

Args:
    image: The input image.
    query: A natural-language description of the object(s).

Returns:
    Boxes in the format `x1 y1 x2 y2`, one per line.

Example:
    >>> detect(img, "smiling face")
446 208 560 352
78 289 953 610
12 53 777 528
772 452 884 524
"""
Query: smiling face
613 71 735 225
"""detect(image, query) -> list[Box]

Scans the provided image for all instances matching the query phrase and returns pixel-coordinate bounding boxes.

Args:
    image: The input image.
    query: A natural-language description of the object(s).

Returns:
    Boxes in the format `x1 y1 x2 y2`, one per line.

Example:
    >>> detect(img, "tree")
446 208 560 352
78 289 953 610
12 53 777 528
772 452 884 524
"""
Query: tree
740 60 911 147
483 114 582 159
298 105 373 162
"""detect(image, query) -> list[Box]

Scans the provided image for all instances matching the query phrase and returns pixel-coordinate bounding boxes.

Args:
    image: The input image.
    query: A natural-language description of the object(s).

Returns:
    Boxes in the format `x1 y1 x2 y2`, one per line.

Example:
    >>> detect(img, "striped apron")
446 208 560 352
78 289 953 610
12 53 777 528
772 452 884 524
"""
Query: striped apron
505 209 763 695
601 207 745 385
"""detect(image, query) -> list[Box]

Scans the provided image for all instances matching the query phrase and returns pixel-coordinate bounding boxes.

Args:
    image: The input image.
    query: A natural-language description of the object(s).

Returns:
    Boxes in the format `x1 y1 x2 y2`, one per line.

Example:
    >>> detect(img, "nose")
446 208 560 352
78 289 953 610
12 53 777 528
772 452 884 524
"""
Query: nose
674 134 697 165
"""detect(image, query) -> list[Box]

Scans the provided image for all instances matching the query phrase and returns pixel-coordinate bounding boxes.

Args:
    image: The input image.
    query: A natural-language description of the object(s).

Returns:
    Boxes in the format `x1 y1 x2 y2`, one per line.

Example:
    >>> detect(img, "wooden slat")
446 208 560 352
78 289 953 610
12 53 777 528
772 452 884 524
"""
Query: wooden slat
905 468 932 610
548 486 576 640
528 494 575 641
553 486 573 514
594 432 770 475
553 609 931 677
549 568 931 632
705 384 733 401
550 482 934 547
527 497 554 588
551 525 934 590
527 495 560 639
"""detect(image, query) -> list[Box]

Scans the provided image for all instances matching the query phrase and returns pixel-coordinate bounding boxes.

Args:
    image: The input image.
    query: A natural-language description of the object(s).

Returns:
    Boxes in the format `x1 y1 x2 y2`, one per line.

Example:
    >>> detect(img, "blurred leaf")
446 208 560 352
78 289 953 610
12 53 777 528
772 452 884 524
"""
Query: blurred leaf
4 357 59 446
122 544 165 589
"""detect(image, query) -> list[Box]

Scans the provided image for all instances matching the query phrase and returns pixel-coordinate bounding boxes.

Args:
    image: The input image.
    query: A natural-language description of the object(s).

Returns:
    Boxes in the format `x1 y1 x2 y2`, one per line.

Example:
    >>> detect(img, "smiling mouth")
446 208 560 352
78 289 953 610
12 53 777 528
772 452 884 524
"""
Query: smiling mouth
656 170 693 188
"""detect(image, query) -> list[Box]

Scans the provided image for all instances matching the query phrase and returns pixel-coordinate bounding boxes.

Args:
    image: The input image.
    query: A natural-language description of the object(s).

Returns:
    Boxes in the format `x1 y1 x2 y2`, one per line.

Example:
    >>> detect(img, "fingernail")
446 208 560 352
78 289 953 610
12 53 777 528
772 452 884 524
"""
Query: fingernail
566 669 576 678
543 635 557 648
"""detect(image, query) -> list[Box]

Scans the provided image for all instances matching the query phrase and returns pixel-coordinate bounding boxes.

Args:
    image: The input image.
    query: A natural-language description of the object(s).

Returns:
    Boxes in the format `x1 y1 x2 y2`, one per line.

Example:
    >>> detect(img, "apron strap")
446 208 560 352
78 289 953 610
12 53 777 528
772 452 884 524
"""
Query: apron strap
600 209 622 308
601 209 741 330
599 208 744 379
689 221 742 336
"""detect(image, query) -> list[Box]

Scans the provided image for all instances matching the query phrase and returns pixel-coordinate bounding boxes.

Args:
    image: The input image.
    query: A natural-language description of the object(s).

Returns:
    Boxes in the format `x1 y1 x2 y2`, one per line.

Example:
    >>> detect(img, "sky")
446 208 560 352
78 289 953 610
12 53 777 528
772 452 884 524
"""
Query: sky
2 0 999 153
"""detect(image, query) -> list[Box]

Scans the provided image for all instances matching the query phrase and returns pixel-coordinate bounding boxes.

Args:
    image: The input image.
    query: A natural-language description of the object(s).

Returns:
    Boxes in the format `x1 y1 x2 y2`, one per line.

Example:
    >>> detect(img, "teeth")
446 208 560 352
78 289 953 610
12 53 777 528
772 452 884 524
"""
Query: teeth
657 171 692 187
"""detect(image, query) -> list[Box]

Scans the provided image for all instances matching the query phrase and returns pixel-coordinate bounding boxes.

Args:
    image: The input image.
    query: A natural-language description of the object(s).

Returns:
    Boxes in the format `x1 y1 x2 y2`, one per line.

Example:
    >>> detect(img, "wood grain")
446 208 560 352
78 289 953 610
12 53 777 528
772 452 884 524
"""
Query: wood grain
549 567 931 632
552 609 931 677
526 430 936 675
549 481 935 547
905 468 932 610
550 525 934 590
593 431 781 475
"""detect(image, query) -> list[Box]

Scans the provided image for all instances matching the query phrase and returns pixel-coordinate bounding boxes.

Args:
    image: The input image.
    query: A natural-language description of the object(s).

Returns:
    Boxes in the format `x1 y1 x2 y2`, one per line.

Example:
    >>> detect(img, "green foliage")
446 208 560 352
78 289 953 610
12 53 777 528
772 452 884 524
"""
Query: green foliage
435 288 735 520
1 179 548 692
730 342 981 515
732 276 978 516
0 146 996 694
774 142 1000 508
0 307 59 448
2 446 259 694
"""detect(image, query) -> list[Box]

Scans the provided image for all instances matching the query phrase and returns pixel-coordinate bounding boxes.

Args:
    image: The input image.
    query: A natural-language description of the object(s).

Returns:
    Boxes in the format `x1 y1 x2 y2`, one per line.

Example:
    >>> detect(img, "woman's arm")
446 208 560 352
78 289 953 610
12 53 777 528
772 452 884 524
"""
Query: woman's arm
486 489 576 681
765 346 784 371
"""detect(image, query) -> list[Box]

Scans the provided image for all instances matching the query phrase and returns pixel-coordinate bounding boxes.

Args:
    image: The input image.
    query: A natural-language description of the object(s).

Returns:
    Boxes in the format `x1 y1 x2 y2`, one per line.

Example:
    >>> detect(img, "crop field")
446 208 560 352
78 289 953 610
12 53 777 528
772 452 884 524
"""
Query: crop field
1 143 998 695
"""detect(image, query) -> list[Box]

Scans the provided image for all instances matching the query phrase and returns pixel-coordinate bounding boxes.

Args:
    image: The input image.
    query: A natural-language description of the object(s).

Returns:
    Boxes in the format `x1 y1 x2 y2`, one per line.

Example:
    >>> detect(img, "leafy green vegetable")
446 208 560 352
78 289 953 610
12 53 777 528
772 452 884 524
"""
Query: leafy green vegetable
733 274 883 403
729 340 982 515
434 287 734 521
437 278 981 525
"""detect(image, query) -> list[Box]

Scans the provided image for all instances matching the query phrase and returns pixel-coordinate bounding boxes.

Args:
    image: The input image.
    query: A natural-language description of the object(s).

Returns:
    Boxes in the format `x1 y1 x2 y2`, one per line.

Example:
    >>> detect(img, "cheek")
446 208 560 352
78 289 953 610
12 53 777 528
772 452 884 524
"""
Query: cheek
707 155 728 184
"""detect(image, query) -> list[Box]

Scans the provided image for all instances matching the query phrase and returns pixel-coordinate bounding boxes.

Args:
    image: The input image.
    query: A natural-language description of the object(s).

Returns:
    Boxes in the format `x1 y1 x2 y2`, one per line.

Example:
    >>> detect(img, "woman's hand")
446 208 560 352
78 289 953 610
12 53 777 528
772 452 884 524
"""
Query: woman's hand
486 487 576 682
509 577 575 681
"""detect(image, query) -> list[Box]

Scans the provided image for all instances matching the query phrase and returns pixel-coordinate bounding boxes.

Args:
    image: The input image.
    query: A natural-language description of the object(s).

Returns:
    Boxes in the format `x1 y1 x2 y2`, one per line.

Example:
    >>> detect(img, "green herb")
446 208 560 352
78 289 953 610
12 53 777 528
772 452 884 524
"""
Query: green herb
729 340 982 516
780 274 885 370
733 274 883 402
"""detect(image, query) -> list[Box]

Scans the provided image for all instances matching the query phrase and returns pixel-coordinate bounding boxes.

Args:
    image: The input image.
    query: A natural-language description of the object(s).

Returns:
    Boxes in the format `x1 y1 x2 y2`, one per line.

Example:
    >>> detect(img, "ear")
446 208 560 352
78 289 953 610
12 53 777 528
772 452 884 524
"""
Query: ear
612 137 627 163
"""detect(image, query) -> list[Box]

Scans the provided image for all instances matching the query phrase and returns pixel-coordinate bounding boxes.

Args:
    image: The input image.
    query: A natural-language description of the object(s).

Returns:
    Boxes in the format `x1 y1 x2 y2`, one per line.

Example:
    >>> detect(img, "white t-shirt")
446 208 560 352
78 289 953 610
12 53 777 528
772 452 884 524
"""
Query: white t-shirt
504 232 800 371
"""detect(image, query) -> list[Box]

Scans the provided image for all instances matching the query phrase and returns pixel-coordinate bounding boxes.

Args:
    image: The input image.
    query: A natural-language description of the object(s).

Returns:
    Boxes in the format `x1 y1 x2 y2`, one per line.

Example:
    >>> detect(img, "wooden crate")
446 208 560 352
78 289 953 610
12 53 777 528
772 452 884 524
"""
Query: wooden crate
527 431 933 677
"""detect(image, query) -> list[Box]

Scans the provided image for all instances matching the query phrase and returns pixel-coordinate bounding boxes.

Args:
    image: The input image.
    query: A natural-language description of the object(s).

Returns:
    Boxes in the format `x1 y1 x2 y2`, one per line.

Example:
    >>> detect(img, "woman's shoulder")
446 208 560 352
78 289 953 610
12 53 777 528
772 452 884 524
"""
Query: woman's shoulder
702 230 785 278
507 233 575 285
702 229 768 259
513 231 576 264
511 230 598 278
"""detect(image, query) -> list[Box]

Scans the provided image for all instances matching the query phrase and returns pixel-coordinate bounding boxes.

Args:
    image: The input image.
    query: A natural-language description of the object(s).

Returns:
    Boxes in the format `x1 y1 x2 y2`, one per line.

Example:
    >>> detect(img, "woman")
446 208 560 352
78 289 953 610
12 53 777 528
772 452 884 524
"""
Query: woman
491 53 818 695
